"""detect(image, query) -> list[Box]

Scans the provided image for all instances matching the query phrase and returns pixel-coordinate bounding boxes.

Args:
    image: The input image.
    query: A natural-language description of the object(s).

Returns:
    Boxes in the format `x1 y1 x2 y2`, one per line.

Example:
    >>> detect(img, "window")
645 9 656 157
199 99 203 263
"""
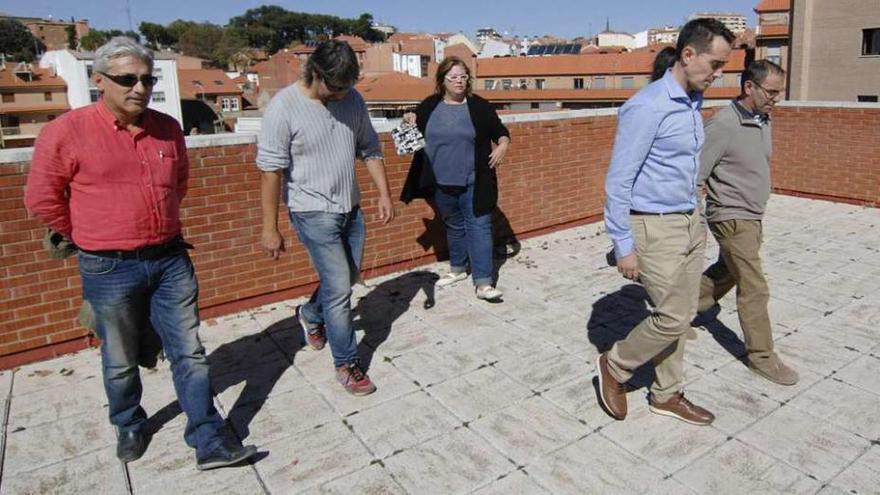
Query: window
154 67 163 80
519 79 528 90
501 79 512 90
44 92 53 101
85 63 93 78
621 77 634 89
231 97 240 112
151 91 166 103
2 93 14 103
573 78 584 89
862 28 880 56
221 97 231 112
535 78 545 89
858 95 878 102
766 43 782 65
593 77 606 89
484 79 496 90
89 89 100 102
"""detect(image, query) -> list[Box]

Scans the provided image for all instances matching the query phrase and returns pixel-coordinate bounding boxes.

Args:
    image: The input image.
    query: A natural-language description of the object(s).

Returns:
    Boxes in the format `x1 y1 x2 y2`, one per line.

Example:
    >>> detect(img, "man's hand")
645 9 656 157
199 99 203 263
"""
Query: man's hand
617 253 640 281
377 194 395 224
261 229 285 260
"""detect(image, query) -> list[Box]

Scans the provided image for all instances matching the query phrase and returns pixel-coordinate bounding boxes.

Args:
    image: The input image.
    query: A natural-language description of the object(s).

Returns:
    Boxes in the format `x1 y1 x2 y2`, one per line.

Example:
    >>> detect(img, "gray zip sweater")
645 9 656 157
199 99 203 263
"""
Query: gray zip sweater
699 100 773 223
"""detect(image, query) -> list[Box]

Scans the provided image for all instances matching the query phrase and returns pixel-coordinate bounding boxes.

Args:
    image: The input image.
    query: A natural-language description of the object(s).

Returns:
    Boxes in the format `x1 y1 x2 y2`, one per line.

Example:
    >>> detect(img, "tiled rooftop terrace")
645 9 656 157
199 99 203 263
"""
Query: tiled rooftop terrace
2 194 879 494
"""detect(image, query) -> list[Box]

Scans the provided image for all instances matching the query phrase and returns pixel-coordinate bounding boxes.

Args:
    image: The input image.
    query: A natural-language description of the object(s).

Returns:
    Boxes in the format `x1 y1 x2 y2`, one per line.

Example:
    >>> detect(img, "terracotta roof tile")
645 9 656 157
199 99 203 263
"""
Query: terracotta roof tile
355 72 433 102
754 0 790 13
476 49 746 77
177 69 242 99
0 66 66 89
476 86 741 102
758 25 789 37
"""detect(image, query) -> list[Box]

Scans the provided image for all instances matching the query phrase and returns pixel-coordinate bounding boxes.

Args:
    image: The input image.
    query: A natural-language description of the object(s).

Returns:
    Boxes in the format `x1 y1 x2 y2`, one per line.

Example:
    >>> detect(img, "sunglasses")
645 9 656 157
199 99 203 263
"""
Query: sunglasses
99 72 158 88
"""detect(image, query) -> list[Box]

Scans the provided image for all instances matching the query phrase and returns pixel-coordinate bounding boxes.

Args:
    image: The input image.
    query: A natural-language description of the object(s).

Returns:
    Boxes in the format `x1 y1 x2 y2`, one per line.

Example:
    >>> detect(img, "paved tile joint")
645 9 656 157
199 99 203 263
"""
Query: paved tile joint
2 195 879 494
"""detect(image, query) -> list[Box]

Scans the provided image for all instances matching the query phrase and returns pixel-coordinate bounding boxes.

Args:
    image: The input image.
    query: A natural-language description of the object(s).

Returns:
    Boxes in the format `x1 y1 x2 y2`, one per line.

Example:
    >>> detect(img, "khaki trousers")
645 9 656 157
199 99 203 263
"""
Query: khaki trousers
607 211 706 401
698 219 774 359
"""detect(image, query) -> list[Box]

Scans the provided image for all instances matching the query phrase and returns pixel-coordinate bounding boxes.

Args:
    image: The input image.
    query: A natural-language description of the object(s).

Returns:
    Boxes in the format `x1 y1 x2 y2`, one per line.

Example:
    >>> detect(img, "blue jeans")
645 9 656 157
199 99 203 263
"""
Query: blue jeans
290 207 365 367
434 176 494 287
78 251 225 456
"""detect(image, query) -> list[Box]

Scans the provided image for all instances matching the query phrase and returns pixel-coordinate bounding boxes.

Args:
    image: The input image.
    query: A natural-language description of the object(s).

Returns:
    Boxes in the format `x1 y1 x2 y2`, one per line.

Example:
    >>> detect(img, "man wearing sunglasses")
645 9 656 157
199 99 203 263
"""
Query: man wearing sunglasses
26 37 256 469
258 40 394 396
696 60 797 386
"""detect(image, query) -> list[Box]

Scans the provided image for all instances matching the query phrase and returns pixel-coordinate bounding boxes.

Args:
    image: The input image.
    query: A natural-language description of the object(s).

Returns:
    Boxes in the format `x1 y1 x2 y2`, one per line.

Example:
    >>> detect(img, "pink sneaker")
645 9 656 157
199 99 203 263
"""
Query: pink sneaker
335 362 377 396
297 305 325 351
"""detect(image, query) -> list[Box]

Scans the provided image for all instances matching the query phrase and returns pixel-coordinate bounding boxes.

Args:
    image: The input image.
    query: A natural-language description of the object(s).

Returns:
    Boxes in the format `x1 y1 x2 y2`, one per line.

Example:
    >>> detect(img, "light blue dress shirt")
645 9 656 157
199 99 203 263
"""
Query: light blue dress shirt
604 70 705 258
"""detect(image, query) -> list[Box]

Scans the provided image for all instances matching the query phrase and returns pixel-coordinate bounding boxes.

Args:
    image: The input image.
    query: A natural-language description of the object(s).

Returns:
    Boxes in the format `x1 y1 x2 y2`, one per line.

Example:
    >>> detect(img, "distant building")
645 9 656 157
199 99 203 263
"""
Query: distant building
0 62 69 148
178 68 244 134
788 0 880 102
474 49 747 109
0 14 90 51
597 32 636 50
371 22 397 38
251 50 303 100
754 0 790 69
39 50 183 126
479 39 515 58
689 12 748 33
476 28 501 44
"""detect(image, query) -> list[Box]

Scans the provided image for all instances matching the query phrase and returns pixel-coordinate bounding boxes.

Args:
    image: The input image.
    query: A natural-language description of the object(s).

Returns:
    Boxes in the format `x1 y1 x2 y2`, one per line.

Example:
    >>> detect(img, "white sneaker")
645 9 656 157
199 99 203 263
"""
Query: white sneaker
436 272 467 287
475 285 503 301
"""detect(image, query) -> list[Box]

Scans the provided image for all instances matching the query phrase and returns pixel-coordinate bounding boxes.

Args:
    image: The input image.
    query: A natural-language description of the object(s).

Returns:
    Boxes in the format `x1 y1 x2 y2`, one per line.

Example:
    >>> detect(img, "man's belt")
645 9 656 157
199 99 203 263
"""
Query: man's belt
79 236 192 261
630 209 695 216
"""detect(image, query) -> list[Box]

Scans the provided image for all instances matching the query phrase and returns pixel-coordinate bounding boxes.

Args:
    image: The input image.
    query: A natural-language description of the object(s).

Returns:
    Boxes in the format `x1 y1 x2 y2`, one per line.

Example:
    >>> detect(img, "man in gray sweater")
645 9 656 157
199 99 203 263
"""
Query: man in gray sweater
697 59 798 385
258 40 395 396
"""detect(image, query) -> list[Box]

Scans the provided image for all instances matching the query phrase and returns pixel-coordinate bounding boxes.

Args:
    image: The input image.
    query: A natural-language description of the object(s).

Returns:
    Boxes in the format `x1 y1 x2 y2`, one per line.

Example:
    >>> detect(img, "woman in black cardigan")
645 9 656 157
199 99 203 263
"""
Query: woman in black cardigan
400 56 511 301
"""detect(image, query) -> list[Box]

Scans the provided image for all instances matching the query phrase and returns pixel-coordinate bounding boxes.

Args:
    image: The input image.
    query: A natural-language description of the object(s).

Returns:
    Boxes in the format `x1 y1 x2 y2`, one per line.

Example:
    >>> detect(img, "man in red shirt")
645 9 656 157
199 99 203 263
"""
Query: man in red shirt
25 37 255 469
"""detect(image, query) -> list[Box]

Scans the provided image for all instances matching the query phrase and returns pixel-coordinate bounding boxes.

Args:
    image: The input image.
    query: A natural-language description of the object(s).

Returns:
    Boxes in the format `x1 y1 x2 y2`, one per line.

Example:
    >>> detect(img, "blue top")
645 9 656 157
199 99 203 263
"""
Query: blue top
604 70 705 258
425 101 476 186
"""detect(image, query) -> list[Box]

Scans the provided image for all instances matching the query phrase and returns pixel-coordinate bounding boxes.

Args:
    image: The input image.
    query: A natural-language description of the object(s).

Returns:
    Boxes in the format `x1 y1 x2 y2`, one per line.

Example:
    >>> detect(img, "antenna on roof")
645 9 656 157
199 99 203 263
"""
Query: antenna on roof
125 0 133 32
605 17 610 32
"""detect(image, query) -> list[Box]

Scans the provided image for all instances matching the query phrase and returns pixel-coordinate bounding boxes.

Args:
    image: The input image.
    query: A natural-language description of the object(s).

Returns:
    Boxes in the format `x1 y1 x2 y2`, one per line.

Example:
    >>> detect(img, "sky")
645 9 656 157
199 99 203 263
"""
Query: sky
2 0 759 39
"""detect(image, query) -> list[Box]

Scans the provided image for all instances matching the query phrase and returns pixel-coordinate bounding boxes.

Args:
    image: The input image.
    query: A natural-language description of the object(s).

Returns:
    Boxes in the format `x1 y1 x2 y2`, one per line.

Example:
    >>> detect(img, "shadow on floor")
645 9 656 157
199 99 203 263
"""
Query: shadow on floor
145 316 303 447
354 270 437 370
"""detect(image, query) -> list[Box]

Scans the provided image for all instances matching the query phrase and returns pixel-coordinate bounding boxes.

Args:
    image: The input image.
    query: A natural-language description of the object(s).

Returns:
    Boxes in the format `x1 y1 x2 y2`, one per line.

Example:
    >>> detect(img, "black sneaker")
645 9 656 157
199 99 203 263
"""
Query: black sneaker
196 437 257 471
117 429 148 463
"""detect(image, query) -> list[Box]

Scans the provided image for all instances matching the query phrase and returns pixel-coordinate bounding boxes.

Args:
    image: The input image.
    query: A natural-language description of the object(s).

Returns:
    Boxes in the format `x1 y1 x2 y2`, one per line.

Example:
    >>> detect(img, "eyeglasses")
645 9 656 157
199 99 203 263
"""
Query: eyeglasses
445 74 469 82
99 72 158 88
753 81 783 98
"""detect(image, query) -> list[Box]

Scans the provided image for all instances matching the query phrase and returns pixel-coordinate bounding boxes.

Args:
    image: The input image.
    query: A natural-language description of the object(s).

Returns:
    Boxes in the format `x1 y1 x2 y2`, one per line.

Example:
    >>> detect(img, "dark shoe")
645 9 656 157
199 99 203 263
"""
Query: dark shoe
336 362 377 396
196 437 258 471
297 305 326 351
649 393 715 426
749 354 799 386
691 303 721 327
117 429 148 463
595 353 627 420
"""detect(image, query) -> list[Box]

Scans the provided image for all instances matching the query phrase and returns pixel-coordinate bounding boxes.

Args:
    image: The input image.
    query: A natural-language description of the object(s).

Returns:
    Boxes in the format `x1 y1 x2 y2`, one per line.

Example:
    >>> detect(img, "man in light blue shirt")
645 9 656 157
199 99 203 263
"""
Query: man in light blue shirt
595 19 735 426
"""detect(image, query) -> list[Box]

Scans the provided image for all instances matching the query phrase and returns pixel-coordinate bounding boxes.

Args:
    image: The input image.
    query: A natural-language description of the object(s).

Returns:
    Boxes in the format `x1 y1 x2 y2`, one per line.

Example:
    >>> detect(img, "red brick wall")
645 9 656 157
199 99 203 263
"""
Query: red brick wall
770 106 880 206
2 104 878 368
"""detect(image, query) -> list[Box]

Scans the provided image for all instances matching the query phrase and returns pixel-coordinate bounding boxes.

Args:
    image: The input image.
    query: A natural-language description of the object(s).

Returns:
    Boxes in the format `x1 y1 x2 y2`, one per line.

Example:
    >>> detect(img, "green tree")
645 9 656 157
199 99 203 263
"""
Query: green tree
78 30 108 51
175 22 225 64
65 24 77 49
139 21 175 49
0 19 45 61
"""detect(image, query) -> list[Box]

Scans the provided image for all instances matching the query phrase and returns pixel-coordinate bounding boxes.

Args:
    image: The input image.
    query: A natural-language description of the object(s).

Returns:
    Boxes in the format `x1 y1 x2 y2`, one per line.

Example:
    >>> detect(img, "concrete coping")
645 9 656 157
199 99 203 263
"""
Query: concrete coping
3 99 877 164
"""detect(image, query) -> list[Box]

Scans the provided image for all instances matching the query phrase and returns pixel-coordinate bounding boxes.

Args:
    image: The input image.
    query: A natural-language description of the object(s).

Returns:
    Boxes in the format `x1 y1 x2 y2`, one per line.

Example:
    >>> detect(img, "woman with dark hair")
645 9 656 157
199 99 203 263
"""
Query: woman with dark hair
651 46 678 82
400 56 511 301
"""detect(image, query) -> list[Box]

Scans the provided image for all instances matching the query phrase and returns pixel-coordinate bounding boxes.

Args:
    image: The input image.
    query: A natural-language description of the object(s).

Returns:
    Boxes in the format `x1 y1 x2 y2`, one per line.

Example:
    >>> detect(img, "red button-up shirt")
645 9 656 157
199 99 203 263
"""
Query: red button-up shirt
25 101 189 251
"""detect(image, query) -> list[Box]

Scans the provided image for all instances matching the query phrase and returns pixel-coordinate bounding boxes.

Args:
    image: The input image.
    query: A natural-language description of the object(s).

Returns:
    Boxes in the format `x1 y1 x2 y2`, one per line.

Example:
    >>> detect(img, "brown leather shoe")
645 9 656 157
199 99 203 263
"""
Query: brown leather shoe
649 393 715 426
748 354 799 386
595 353 627 420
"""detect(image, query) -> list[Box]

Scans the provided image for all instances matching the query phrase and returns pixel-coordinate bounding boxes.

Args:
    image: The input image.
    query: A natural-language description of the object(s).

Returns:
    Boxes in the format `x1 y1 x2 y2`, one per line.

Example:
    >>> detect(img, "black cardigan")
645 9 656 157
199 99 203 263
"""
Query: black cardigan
399 93 510 217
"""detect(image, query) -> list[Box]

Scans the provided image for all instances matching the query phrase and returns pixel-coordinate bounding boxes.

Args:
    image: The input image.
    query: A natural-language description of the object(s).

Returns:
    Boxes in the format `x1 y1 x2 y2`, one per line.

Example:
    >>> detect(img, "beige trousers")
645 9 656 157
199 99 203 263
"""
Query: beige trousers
607 211 706 401
698 219 774 359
